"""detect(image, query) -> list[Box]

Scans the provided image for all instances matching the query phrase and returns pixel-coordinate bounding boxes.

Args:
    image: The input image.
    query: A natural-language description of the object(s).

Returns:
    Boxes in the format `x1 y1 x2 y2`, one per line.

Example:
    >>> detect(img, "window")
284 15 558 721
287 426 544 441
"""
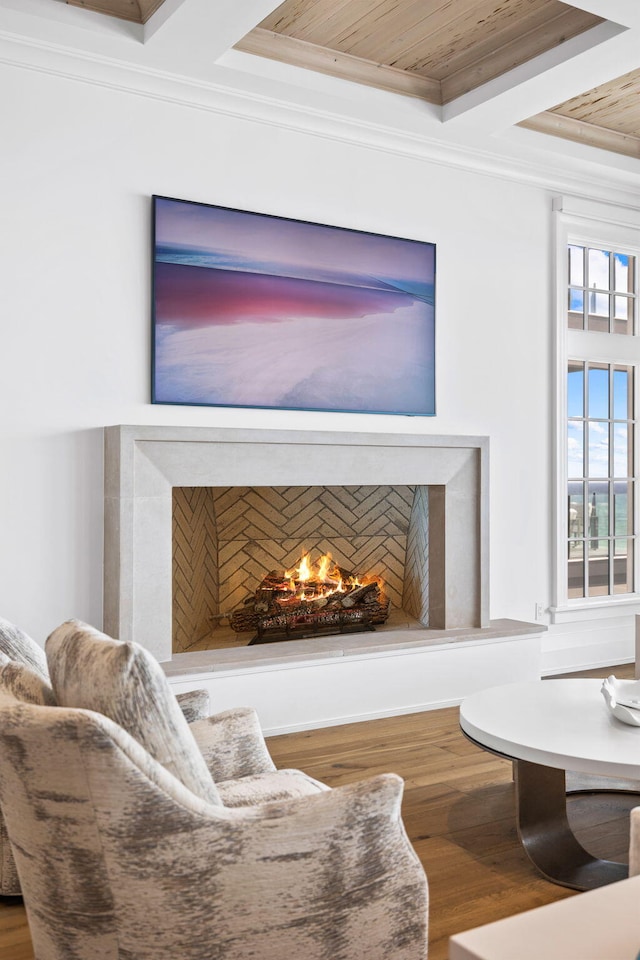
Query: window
567 359 634 599
568 244 635 335
554 206 640 622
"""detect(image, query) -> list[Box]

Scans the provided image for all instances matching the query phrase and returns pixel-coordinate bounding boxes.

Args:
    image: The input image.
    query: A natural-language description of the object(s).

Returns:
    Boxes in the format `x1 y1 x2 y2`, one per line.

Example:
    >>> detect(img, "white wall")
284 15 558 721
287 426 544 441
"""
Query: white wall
0 54 635 675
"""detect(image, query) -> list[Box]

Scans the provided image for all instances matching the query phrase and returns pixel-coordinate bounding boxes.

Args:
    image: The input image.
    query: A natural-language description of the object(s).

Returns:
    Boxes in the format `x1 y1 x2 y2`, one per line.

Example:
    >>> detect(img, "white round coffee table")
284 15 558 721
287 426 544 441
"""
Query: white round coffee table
459 678 640 890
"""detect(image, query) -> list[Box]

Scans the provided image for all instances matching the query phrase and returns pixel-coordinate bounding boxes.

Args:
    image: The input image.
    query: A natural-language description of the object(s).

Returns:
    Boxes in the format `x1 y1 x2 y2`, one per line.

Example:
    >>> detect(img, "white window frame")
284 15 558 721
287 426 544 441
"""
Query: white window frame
552 197 640 624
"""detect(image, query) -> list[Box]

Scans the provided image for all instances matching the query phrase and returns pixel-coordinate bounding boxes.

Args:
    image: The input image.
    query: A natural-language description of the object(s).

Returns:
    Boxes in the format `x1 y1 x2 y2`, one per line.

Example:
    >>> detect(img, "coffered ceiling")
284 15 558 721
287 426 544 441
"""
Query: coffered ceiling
8 0 640 166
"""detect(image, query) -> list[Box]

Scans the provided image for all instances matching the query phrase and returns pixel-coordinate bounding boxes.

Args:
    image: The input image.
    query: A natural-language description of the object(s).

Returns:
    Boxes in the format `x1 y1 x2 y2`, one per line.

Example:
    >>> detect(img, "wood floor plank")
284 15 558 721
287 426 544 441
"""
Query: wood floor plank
0 663 634 960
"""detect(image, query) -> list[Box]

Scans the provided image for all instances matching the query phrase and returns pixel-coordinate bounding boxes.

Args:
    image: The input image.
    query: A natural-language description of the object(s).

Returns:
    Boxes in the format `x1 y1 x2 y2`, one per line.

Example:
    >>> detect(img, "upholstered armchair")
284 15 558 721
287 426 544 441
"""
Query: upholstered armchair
0 622 429 960
0 616 209 896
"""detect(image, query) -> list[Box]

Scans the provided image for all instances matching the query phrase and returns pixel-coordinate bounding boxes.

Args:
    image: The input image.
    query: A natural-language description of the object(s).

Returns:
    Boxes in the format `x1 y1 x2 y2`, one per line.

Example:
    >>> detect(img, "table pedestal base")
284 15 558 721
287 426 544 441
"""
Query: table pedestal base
515 759 629 890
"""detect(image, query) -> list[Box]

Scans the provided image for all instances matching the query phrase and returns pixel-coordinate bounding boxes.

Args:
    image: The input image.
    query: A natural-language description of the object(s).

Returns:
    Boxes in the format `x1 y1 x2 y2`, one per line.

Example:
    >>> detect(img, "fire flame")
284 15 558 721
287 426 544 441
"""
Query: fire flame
317 553 332 582
297 553 313 582
281 551 381 603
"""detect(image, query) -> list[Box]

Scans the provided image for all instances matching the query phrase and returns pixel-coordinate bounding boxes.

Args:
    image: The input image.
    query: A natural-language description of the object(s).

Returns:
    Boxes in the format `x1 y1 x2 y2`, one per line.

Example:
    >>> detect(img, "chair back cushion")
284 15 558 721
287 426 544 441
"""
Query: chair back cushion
46 620 220 805
0 617 49 679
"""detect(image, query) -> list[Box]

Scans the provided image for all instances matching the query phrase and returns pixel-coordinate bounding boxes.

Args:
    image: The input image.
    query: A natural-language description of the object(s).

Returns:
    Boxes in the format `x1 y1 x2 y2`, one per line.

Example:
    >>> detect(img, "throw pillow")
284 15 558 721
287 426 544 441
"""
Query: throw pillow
46 620 220 805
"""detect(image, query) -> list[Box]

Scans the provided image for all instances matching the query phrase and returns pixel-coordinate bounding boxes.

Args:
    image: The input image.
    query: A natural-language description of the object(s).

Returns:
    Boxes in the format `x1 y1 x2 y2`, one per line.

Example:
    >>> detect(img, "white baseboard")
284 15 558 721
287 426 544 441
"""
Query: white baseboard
542 620 635 676
258 696 466 736
543 657 634 677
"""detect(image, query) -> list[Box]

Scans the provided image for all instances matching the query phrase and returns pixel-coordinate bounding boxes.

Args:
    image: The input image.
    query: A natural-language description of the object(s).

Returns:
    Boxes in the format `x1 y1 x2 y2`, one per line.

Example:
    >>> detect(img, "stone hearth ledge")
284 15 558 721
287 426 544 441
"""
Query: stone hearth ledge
163 619 544 678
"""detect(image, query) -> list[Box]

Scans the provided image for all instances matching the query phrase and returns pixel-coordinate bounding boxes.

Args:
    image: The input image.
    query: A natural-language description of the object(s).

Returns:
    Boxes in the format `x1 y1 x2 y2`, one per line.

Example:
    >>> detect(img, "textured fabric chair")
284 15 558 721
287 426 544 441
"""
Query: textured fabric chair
0 653 54 897
0 654 429 959
0 616 210 896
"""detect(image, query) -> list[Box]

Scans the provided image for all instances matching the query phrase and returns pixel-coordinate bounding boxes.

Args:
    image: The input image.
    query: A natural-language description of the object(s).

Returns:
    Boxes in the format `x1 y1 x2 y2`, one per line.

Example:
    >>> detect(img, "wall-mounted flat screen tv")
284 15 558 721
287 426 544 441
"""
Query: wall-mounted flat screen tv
152 195 436 416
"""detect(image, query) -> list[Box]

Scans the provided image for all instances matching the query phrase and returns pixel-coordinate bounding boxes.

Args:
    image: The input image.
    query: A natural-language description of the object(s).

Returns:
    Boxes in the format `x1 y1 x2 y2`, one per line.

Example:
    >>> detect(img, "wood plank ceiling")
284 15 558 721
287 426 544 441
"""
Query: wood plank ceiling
239 0 602 105
66 0 163 23
62 0 640 159
521 67 640 159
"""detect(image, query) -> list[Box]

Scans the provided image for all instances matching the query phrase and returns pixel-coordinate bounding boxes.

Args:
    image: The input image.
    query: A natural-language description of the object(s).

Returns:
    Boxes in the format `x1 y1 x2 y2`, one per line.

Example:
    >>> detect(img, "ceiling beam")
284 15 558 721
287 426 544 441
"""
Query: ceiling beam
441 20 634 130
142 0 282 60
143 0 188 40
563 1 640 29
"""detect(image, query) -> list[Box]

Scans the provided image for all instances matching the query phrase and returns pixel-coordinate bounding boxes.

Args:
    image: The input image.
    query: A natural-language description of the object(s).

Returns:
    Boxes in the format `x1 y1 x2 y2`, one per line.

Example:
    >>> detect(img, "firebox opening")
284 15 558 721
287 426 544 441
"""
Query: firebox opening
172 484 431 654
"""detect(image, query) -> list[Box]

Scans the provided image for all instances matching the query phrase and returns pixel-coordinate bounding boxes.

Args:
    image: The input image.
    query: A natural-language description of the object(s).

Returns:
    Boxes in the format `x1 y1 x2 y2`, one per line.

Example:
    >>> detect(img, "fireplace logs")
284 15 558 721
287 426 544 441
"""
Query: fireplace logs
230 553 390 643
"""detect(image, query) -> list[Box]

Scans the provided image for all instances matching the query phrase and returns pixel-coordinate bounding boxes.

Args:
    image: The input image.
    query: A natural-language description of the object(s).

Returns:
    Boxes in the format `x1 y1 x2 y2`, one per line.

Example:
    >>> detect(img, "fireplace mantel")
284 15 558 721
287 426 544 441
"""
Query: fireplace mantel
104 425 490 663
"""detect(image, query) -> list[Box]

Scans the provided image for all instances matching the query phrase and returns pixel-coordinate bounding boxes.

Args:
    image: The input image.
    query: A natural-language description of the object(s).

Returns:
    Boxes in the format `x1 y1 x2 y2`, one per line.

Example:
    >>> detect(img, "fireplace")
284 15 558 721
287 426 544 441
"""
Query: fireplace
104 426 489 663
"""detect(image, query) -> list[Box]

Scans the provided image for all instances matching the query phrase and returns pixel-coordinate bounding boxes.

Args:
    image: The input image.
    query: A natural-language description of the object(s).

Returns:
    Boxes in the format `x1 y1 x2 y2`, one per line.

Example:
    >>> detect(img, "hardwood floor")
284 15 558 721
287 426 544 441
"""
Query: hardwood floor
0 663 635 960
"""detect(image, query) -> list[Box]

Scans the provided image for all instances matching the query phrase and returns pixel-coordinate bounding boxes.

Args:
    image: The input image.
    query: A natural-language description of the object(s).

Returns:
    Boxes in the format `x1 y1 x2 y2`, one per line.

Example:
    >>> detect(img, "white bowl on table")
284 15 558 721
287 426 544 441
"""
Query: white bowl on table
601 676 640 727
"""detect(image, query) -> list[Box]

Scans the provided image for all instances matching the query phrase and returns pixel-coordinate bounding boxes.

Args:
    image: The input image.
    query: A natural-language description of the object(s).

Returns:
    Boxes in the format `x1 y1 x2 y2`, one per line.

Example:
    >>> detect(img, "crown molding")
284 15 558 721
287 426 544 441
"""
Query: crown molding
1 27 640 209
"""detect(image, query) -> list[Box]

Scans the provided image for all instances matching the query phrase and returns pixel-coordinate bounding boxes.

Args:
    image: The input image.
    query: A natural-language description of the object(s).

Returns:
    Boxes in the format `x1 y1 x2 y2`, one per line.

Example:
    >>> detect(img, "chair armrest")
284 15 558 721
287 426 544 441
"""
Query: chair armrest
189 706 277 780
117 768 428 960
175 688 210 723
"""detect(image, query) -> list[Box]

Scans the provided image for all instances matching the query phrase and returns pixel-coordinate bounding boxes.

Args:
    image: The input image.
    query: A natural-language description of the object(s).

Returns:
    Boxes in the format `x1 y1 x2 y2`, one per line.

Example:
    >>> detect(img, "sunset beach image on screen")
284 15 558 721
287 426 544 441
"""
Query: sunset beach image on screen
152 196 436 415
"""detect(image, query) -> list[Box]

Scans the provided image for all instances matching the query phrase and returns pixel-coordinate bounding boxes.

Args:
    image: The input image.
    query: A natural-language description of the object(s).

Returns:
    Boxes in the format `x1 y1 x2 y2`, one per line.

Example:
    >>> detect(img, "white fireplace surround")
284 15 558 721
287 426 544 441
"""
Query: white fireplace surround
104 425 490 662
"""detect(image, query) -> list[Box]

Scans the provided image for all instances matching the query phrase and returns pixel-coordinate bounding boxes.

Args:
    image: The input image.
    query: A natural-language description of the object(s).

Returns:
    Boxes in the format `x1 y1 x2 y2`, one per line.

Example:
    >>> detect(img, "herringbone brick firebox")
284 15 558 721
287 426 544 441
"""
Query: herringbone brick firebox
172 484 430 653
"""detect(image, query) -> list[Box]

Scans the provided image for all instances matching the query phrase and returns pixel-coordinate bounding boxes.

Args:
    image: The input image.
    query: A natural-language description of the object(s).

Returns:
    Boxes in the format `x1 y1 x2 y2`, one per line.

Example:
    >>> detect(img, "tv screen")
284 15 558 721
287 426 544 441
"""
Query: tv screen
152 195 436 416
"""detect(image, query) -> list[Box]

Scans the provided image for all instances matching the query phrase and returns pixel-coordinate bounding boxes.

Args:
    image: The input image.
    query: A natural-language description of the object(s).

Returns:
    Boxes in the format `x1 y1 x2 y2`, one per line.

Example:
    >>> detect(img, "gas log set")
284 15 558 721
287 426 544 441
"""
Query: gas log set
230 552 390 644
